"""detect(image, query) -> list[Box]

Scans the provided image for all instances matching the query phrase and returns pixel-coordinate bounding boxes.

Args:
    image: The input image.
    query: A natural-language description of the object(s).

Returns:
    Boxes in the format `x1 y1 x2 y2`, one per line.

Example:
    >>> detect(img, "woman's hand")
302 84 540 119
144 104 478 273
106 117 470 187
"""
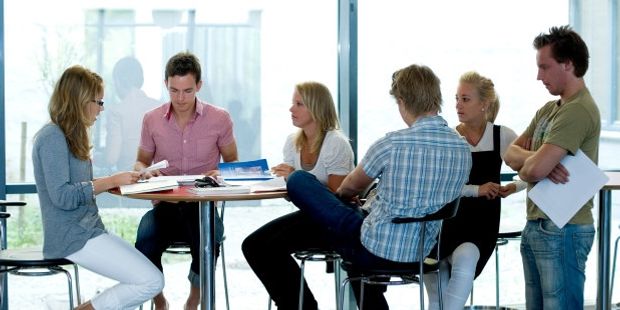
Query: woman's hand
478 182 500 200
140 169 162 180
271 163 295 178
113 171 141 187
499 183 517 198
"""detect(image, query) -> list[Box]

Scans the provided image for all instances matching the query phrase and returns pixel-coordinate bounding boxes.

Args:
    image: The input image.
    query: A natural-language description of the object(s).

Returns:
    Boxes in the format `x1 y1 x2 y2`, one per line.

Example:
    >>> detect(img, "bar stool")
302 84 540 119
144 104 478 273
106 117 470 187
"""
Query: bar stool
0 201 81 309
466 230 522 310
267 249 343 310
337 198 461 310
0 248 81 309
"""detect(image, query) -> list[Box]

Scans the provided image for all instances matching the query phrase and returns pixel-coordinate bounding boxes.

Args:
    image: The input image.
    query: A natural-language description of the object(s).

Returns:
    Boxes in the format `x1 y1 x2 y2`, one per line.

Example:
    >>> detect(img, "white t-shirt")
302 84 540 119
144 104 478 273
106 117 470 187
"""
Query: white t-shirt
457 122 527 197
283 130 354 185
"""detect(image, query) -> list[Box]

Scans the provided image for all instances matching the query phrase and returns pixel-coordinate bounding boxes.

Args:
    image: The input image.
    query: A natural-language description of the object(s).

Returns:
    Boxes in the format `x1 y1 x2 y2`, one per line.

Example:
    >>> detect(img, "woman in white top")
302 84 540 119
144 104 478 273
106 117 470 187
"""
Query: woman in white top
425 71 526 310
242 81 354 310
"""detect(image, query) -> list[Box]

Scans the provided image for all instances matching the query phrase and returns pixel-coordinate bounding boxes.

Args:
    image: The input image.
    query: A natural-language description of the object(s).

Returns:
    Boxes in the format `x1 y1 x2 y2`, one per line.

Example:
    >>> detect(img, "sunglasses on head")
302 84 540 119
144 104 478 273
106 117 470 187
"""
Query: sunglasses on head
195 176 220 188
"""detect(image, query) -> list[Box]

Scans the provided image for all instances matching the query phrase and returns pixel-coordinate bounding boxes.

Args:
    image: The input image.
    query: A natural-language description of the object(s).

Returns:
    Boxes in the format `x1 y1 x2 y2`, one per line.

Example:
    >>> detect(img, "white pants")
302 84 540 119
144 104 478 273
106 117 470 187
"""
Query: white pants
425 242 480 310
67 233 164 310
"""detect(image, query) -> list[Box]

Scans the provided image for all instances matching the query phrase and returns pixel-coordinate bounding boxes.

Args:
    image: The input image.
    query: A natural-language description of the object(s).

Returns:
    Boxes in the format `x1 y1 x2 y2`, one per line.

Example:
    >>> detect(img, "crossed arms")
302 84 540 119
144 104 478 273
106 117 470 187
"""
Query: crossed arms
504 134 569 184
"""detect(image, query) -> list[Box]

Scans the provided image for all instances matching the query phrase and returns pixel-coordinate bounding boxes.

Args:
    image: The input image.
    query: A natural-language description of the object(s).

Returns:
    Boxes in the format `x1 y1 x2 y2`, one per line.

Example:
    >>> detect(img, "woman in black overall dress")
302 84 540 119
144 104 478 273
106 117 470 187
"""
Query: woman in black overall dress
425 71 525 310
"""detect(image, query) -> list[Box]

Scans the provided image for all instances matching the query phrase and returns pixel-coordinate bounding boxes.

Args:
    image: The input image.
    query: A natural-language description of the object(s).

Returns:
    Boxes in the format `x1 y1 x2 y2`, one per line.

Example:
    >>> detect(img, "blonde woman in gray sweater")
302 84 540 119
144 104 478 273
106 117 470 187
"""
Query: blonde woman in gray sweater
32 65 163 310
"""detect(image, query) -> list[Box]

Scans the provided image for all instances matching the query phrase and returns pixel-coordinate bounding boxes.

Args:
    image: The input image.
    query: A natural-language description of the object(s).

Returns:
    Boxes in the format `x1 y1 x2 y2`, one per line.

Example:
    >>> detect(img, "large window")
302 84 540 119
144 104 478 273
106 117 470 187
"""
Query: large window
356 0 619 170
357 0 568 158
3 1 338 185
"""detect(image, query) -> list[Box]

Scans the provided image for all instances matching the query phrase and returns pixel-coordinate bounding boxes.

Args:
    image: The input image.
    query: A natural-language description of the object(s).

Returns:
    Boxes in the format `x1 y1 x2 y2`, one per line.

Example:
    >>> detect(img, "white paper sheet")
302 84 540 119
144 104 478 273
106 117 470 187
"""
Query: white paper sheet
140 159 169 174
250 177 287 193
528 149 609 228
146 175 204 185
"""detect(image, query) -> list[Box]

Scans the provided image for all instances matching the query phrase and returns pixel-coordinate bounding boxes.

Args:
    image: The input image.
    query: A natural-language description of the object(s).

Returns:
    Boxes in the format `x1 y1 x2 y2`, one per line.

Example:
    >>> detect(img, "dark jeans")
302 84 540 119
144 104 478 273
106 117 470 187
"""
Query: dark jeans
285 171 393 310
135 201 223 288
242 210 333 310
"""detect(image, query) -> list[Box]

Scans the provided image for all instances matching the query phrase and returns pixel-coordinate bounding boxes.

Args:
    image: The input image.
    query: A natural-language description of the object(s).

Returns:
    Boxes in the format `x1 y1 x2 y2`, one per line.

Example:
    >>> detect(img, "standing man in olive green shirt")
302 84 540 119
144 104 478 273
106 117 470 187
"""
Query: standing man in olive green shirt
505 25 600 310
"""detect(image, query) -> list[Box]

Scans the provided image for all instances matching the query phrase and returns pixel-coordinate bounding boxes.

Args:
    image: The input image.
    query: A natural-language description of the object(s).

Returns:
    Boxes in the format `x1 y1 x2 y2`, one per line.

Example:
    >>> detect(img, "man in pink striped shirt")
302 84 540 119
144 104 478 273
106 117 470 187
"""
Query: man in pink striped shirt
134 51 238 310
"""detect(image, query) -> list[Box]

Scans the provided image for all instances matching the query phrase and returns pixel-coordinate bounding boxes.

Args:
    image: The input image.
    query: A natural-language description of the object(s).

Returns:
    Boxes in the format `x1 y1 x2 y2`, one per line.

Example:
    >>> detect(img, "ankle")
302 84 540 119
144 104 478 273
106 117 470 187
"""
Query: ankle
74 301 94 310
153 293 168 309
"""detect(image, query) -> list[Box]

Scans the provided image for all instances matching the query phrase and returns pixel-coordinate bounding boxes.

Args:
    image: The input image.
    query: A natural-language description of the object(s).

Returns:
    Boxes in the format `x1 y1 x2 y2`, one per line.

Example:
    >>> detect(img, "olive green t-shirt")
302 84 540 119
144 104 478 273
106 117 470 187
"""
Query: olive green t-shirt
523 87 601 224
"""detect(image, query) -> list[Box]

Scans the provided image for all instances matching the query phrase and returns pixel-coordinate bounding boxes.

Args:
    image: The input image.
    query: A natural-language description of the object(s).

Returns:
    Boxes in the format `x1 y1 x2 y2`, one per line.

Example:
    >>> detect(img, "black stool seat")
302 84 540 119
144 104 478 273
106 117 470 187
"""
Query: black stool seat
293 250 341 262
164 241 192 255
498 230 521 239
0 248 73 268
0 247 81 309
268 250 343 310
340 259 439 277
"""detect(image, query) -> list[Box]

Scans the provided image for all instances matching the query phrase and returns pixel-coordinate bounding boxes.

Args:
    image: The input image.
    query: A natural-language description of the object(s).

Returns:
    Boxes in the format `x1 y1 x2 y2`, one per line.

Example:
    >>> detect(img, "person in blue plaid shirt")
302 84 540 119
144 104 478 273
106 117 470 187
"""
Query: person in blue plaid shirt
286 63 472 310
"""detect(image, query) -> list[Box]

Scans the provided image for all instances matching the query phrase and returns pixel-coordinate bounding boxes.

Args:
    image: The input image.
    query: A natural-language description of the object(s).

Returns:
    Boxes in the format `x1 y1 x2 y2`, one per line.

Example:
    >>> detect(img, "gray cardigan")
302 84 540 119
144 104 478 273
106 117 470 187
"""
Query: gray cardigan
32 123 105 258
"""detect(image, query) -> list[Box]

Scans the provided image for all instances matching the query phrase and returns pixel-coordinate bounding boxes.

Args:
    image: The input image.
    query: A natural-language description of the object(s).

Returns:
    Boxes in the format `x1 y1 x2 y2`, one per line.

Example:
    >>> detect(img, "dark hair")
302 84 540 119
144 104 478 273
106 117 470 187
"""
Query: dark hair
165 51 202 83
533 25 589 77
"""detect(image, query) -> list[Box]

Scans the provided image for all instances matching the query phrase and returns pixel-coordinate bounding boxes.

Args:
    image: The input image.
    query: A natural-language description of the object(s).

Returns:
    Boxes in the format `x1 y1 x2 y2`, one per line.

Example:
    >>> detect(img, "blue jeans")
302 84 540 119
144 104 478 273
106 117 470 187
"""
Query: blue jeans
520 219 594 310
288 171 403 310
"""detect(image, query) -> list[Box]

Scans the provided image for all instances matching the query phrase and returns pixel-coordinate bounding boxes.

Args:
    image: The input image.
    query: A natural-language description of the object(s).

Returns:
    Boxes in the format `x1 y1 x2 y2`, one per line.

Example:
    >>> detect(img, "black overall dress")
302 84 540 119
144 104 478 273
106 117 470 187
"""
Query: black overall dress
437 125 502 278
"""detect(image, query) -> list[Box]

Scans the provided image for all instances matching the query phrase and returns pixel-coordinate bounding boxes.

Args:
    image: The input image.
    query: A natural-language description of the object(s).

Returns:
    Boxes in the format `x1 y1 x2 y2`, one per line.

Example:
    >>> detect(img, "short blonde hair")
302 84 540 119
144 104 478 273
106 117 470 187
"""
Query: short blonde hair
49 65 103 160
294 81 340 154
389 64 442 116
459 71 500 123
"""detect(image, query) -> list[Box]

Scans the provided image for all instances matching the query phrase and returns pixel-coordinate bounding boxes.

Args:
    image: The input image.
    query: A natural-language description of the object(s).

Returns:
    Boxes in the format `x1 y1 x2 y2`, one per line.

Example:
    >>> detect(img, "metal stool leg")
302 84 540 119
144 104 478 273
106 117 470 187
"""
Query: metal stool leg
298 258 307 310
495 242 500 309
50 266 74 309
333 259 342 305
73 264 81 305
338 277 353 310
219 201 230 310
611 235 620 303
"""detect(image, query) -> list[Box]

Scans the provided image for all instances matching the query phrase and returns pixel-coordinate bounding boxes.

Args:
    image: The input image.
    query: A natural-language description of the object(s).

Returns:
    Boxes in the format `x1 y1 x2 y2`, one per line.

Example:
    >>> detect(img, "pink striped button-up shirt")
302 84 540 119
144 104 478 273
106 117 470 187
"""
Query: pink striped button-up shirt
139 98 235 175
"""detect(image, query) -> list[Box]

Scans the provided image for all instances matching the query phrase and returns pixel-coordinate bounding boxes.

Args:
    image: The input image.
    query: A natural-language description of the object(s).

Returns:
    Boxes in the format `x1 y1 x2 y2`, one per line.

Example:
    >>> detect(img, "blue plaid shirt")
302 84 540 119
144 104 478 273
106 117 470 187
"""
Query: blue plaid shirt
360 115 471 262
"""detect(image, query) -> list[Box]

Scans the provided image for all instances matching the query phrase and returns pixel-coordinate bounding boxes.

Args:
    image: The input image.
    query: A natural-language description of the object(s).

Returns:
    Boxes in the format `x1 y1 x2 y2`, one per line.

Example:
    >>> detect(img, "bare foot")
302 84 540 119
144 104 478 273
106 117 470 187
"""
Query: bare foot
74 301 94 310
184 285 200 310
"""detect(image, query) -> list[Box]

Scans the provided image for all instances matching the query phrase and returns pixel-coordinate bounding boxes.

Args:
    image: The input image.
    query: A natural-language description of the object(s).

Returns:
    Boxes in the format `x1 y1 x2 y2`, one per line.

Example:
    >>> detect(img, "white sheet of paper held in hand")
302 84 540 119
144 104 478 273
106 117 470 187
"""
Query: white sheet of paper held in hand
528 149 609 229
141 160 169 174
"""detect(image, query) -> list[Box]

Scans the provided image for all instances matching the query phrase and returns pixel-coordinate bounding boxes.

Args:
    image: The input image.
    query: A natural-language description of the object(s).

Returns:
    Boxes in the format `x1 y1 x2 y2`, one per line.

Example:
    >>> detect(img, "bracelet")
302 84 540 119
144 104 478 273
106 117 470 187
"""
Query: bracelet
91 181 96 201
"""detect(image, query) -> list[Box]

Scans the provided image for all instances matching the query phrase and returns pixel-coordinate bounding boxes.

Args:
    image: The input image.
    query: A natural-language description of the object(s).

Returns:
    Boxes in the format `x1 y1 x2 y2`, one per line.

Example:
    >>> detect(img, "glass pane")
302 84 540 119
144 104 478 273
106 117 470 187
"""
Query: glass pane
357 0 568 163
4 1 338 184
576 0 620 169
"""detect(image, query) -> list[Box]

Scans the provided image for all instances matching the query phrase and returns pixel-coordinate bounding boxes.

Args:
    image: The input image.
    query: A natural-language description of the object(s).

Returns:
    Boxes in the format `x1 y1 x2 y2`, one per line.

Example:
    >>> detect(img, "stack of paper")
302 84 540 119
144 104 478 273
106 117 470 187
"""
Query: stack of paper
250 177 287 193
147 175 204 185
528 149 609 228
120 179 178 195
188 186 251 195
